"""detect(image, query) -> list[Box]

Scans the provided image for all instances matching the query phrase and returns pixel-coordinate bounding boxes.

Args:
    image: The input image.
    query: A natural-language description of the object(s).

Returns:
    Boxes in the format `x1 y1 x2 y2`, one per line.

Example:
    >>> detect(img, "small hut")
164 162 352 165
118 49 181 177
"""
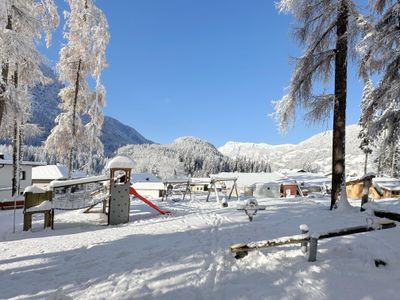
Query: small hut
346 176 400 200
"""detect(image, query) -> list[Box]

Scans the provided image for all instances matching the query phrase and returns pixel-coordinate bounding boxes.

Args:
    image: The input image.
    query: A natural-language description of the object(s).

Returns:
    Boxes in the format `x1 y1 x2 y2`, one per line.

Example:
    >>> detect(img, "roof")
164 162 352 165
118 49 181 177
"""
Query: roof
0 158 45 167
213 172 286 187
106 155 135 169
132 182 164 190
32 165 86 181
373 177 400 192
49 175 109 188
131 172 162 183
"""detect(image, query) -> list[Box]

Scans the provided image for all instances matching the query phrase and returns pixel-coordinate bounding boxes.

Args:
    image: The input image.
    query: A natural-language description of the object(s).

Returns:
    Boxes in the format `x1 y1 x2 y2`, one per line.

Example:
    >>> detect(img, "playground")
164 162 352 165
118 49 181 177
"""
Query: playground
1 192 400 299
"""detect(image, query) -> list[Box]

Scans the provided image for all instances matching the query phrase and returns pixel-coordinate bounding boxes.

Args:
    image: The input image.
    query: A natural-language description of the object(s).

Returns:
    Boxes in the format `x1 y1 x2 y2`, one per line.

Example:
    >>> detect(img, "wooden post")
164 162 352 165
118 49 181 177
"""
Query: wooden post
361 174 375 211
206 181 213 202
308 237 318 262
300 224 309 253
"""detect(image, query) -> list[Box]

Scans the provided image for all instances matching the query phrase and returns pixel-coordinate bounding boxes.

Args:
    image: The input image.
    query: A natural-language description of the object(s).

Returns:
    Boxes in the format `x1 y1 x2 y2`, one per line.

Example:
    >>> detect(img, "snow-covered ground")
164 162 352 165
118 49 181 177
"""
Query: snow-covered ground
1 195 400 299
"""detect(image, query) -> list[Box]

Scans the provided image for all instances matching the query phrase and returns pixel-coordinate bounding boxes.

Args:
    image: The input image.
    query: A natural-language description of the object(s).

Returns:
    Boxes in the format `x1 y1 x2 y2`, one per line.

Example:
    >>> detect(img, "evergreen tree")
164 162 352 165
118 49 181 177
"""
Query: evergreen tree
358 0 400 178
358 79 374 174
274 0 366 209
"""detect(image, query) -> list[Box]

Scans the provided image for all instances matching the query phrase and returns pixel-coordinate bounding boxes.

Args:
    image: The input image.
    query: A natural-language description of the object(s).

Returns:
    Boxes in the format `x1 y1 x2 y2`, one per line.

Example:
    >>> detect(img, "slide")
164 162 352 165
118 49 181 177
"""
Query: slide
129 187 170 215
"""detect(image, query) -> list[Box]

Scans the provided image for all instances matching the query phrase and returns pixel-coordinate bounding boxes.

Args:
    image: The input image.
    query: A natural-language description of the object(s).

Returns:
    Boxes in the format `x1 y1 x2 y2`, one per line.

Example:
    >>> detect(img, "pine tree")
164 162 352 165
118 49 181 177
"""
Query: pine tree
358 79 374 174
44 0 109 178
274 0 366 209
358 0 400 178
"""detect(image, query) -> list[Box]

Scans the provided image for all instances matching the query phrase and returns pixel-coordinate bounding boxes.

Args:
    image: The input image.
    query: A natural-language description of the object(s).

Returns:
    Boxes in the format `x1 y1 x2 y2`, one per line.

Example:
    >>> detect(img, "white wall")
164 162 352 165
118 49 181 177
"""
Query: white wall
0 165 33 200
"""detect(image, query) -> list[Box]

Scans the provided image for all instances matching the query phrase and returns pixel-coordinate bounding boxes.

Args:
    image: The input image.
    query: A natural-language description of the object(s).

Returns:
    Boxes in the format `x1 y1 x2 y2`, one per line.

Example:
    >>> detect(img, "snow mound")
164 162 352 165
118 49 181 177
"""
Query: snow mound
24 185 46 194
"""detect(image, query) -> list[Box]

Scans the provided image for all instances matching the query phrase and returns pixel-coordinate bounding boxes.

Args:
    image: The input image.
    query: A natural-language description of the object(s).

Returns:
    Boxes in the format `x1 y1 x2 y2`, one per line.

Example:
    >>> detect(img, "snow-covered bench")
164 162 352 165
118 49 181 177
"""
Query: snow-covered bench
23 186 54 231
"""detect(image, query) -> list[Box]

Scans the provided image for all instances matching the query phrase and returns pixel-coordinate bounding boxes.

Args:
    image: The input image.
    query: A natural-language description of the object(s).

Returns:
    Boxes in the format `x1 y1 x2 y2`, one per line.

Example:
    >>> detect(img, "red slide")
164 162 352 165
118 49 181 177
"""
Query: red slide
129 187 170 215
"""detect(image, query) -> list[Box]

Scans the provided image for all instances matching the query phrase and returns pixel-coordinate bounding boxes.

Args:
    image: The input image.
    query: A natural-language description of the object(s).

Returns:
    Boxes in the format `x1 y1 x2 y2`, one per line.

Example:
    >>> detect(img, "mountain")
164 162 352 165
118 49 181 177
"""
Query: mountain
117 136 270 179
26 65 152 155
218 125 372 176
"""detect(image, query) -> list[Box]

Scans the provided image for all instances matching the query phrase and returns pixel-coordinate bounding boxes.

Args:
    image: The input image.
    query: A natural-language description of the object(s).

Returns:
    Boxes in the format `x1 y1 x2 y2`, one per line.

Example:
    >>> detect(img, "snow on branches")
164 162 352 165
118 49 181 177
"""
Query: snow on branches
0 0 59 134
44 0 109 177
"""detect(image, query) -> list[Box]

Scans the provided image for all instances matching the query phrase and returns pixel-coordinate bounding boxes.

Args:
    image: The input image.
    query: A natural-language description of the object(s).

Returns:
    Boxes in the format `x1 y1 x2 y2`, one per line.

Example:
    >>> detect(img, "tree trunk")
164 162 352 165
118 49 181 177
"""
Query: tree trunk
364 152 368 175
12 119 18 197
68 59 82 179
391 143 396 177
0 15 12 128
0 64 9 128
331 0 348 210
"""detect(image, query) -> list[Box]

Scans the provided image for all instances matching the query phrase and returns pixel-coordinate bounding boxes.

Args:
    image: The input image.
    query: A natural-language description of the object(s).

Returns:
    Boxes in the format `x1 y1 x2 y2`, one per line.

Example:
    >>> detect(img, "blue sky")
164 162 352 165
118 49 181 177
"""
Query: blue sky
40 0 364 147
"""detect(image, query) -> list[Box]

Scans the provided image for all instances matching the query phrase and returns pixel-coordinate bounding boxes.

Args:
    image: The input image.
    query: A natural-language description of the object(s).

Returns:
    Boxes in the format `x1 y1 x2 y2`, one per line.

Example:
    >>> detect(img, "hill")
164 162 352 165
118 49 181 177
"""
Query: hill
117 136 270 179
219 125 372 176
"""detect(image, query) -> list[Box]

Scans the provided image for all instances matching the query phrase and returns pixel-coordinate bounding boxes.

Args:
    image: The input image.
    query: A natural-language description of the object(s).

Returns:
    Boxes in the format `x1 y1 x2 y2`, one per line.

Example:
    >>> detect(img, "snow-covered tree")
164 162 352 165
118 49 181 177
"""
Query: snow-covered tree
44 0 109 178
357 0 400 178
274 0 366 209
0 1 58 196
358 79 374 174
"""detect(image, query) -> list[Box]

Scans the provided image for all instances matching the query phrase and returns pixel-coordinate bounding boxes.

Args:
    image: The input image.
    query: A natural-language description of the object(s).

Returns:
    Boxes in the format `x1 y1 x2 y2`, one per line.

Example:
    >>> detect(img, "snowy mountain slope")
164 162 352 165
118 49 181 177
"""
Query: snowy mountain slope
117 136 270 179
219 125 373 176
26 65 152 155
118 137 228 179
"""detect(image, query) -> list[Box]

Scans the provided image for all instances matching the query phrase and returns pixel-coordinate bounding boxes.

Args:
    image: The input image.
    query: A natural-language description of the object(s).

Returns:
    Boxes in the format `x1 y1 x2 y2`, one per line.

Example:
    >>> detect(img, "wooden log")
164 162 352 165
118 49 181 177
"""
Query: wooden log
230 233 310 255
230 220 396 260
373 210 400 222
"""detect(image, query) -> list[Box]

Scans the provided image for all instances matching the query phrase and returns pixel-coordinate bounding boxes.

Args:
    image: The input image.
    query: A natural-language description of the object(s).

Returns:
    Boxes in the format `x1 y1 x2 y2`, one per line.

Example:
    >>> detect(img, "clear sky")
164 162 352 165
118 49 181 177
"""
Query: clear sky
40 0 364 147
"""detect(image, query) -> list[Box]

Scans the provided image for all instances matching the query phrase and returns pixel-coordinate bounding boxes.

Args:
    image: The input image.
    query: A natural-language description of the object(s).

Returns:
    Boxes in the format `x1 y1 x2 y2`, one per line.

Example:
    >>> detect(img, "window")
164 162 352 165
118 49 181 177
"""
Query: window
20 171 26 181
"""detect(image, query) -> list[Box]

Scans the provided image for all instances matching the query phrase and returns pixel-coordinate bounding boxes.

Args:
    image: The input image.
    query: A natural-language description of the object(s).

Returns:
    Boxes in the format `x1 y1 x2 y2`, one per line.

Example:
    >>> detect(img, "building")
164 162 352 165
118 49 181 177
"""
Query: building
32 164 86 188
132 182 165 199
346 177 400 200
0 154 45 208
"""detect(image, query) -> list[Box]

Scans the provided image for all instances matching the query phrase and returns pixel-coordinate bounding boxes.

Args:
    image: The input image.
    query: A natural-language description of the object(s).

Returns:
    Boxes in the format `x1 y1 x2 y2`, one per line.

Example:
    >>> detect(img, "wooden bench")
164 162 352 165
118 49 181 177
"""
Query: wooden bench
23 190 54 231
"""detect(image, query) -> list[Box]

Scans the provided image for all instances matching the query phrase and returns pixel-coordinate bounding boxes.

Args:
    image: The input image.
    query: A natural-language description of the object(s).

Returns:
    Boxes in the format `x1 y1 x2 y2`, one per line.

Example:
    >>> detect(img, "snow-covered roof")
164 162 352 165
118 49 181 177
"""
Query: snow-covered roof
32 165 85 181
106 155 134 170
0 157 45 166
284 172 331 187
373 177 400 191
213 172 286 187
132 182 164 190
131 172 162 183
49 175 109 188
190 178 212 184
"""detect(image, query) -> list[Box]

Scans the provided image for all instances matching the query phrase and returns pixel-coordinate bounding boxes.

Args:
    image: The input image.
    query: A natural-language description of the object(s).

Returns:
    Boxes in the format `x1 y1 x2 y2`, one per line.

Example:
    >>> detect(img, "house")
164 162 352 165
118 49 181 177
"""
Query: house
285 171 331 195
32 164 86 188
253 182 281 198
213 171 331 198
0 153 45 208
132 182 165 199
346 176 400 199
190 178 211 192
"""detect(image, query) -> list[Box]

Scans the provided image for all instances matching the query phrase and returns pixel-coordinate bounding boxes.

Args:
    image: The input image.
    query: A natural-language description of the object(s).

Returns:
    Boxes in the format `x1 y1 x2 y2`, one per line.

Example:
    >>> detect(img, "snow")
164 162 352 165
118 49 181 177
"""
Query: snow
373 177 400 192
25 201 53 212
24 186 46 194
219 125 372 177
32 165 86 181
1 194 400 299
131 172 162 183
49 175 109 188
106 155 135 170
